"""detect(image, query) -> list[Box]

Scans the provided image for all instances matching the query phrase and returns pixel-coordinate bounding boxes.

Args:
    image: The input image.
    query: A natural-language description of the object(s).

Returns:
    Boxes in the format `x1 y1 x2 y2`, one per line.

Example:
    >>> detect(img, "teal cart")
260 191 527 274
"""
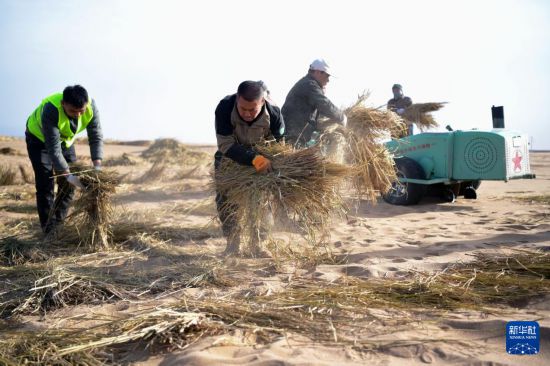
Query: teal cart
383 130 536 205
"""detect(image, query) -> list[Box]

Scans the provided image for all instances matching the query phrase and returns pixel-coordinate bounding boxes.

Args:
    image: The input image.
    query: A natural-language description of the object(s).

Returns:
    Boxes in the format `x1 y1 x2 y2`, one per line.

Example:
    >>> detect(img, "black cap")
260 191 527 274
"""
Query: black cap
392 84 403 90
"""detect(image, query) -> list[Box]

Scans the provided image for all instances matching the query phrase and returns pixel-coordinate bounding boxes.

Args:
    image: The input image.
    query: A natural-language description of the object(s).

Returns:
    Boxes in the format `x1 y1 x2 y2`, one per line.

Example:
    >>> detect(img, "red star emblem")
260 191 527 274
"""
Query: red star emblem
512 150 522 172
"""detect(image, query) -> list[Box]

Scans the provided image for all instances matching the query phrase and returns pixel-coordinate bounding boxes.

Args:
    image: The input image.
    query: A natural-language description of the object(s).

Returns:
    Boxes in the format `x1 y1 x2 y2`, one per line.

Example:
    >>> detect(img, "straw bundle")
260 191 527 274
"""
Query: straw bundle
320 94 403 202
215 143 351 251
141 138 209 165
0 147 23 156
401 102 446 131
102 153 140 167
0 164 17 186
67 167 121 251
18 164 34 184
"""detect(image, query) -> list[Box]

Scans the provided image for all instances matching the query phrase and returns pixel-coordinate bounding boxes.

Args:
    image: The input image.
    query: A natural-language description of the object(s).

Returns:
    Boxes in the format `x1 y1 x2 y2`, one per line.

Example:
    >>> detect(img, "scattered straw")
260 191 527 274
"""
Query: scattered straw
133 161 167 183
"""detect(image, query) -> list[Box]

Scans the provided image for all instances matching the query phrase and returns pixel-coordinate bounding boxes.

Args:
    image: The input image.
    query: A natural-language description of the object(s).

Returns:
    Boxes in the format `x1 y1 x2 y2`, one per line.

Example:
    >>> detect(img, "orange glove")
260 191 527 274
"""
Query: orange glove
252 155 272 173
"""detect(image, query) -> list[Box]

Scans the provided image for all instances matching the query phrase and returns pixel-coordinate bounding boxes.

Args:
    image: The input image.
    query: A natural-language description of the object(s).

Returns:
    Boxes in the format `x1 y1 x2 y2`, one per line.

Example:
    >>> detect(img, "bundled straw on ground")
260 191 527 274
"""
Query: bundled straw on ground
141 138 209 165
0 164 18 186
214 143 351 252
18 164 34 184
65 167 121 250
102 152 141 167
0 147 23 156
401 102 446 131
320 93 403 202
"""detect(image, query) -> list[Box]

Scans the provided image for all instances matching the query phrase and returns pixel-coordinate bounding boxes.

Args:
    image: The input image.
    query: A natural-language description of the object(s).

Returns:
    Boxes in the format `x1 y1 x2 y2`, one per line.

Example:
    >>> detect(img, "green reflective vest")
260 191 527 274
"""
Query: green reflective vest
27 93 93 147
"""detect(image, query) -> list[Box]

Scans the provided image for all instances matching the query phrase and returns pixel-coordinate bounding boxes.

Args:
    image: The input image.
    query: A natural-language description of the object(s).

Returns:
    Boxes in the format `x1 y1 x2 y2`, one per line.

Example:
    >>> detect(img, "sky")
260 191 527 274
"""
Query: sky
1 0 549 149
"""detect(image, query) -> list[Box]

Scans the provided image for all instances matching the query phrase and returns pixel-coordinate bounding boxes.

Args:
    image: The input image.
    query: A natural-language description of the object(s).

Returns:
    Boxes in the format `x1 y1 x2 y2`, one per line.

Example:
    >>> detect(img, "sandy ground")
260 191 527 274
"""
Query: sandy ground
0 137 549 365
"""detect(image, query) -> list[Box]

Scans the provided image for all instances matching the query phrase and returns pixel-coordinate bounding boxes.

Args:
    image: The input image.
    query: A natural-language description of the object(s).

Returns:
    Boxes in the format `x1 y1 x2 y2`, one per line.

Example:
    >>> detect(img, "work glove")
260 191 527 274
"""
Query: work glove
396 108 405 115
341 114 348 127
66 174 85 190
252 155 272 173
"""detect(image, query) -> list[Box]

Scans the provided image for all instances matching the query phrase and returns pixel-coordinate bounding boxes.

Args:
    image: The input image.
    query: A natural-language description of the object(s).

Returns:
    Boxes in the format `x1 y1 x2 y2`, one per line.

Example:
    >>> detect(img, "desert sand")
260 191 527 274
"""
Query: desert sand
0 136 548 366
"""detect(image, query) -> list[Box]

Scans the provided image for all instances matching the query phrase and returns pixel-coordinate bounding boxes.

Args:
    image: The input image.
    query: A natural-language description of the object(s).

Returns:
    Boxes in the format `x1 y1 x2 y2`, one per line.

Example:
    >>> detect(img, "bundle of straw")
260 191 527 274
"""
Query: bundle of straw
401 102 446 131
141 138 209 165
0 164 17 186
66 167 121 251
320 94 403 202
214 143 351 251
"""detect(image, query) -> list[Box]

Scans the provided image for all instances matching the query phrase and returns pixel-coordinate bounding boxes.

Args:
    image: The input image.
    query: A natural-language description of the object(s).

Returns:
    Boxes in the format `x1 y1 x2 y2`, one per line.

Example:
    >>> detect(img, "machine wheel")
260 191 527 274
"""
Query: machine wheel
442 188 456 203
383 157 427 205
459 180 481 199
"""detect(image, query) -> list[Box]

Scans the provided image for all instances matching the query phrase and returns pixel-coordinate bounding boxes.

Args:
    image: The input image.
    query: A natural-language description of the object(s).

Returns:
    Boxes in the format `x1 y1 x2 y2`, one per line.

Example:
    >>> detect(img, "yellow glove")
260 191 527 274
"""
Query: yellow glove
252 155 272 173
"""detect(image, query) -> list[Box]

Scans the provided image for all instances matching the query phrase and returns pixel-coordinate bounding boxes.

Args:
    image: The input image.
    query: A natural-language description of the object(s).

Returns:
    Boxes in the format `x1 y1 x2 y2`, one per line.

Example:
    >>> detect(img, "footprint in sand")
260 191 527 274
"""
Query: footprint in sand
342 265 373 278
391 258 407 263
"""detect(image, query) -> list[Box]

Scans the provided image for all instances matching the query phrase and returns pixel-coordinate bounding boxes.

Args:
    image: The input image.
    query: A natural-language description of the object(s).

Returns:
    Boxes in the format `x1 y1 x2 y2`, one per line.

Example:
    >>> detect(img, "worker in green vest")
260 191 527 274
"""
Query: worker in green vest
25 85 103 235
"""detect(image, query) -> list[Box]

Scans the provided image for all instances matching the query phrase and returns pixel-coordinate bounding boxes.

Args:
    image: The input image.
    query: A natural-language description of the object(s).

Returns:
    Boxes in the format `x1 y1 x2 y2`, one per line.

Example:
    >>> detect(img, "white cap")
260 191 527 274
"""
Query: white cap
309 59 332 76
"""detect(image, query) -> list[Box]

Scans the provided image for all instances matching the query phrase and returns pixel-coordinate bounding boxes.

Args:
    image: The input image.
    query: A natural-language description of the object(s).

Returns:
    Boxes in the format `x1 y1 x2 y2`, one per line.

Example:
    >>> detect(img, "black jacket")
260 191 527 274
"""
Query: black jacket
215 94 285 166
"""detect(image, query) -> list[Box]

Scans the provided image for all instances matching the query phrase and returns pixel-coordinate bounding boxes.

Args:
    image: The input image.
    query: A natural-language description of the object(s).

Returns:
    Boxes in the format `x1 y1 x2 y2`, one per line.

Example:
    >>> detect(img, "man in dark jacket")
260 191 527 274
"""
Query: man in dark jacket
25 85 103 235
387 83 414 137
214 80 285 255
282 59 346 146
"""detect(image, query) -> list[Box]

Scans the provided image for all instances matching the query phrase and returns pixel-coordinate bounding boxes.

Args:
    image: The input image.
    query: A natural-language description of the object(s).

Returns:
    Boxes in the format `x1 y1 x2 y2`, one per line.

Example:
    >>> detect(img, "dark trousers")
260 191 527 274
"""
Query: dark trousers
214 151 239 239
25 132 76 233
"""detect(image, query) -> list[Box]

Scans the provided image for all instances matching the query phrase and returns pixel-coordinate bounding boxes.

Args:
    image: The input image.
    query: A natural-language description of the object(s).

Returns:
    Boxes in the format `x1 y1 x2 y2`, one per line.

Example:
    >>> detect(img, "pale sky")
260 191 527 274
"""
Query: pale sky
1 0 549 149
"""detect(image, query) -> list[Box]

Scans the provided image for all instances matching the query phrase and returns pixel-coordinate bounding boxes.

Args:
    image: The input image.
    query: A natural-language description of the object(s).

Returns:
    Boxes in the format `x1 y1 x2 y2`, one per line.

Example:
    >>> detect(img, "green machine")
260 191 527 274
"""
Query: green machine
383 129 536 205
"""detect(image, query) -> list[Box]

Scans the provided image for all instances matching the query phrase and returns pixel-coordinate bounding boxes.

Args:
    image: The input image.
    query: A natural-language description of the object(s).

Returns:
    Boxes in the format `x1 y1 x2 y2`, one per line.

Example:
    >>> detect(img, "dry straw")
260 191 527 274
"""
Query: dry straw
141 138 209 165
18 164 34 184
0 164 17 186
320 93 403 202
214 143 351 253
0 249 548 363
401 102 446 131
64 167 121 251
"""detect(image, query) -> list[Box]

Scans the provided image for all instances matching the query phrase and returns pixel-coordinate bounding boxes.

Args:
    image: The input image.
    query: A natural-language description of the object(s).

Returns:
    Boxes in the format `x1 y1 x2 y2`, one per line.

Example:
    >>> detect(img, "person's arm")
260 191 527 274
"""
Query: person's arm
215 100 257 166
42 103 70 173
403 96 413 108
267 104 285 141
306 80 345 123
86 99 103 167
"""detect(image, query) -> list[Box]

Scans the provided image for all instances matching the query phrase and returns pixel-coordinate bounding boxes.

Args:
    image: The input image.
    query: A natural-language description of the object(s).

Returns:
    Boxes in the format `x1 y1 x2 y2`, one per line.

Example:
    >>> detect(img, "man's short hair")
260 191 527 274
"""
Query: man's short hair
237 81 265 102
63 85 89 108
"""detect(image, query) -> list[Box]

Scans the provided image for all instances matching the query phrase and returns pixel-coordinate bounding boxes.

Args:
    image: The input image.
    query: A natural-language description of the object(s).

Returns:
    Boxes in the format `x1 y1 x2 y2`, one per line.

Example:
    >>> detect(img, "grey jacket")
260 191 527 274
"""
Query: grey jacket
41 99 103 172
282 74 345 144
